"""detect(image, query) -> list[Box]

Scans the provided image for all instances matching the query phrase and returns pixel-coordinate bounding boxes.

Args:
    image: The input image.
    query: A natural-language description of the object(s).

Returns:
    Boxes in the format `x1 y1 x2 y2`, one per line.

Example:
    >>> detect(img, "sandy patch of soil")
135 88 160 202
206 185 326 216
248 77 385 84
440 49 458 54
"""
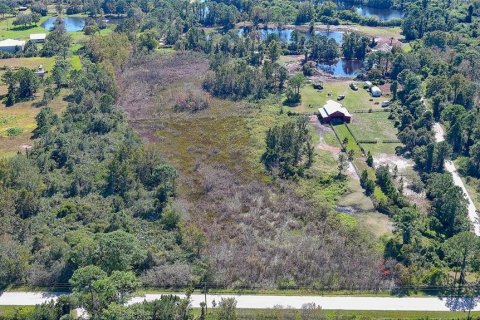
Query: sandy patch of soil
309 115 342 154
373 153 414 172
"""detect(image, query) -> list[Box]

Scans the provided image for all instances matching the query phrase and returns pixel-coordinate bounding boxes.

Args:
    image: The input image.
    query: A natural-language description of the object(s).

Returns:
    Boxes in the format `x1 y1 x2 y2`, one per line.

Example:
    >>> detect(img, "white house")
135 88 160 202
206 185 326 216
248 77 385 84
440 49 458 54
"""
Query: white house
371 86 382 97
0 39 26 53
30 33 47 43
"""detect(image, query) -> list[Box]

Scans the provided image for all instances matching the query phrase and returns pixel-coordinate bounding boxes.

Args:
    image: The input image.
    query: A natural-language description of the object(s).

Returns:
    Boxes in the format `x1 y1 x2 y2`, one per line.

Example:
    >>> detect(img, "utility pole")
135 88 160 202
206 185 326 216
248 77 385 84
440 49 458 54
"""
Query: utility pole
204 280 207 314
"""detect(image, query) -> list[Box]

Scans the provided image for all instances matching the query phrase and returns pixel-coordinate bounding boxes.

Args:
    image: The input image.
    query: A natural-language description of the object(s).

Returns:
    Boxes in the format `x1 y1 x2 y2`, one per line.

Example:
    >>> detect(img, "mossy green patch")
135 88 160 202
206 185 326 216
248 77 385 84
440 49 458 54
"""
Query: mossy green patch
69 54 81 70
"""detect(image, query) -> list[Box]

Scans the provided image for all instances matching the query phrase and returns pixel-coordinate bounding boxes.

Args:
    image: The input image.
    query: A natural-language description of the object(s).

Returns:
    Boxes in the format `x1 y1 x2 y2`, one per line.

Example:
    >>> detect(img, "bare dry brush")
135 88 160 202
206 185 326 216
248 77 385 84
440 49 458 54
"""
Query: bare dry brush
186 164 386 290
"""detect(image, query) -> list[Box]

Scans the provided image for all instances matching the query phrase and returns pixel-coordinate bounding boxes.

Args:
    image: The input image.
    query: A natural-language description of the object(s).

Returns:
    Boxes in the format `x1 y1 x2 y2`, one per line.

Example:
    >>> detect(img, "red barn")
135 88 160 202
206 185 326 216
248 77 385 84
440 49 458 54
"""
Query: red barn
318 100 352 124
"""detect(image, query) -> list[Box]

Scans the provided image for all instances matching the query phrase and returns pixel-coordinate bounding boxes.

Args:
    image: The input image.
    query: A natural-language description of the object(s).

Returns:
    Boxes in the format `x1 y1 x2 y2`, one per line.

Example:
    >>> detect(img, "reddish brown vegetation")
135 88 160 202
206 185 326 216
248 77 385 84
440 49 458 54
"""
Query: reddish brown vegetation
116 52 209 140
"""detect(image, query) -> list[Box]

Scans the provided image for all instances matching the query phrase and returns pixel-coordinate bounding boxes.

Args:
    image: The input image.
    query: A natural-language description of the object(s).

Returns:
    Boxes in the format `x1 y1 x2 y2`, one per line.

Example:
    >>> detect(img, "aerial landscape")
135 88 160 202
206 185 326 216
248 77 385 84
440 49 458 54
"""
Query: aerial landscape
0 0 479 318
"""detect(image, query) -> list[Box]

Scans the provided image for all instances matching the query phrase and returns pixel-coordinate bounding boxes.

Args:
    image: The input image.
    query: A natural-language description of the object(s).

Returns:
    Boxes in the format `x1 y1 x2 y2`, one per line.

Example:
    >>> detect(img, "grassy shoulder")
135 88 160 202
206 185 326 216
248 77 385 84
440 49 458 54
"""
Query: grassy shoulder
0 306 35 317
135 286 439 297
193 308 480 320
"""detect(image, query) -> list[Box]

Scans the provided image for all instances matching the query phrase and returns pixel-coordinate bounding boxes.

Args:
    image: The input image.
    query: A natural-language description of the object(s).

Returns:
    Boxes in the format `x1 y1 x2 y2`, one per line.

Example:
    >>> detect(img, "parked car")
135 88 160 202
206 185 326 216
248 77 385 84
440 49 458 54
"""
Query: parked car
381 100 391 107
337 95 345 101
350 83 358 91
313 82 323 90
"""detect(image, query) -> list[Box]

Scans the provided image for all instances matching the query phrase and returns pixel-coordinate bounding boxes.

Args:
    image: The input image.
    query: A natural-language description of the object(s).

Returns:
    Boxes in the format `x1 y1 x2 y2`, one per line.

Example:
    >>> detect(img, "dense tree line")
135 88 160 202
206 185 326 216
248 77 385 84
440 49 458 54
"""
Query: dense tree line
0 45 199 293
341 32 370 60
261 117 314 178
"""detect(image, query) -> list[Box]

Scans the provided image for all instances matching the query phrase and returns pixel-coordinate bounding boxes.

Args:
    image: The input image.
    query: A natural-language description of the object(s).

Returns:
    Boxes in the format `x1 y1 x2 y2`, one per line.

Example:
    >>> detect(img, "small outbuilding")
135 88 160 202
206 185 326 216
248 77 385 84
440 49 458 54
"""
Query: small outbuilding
370 86 382 97
0 39 26 53
30 33 47 43
318 100 352 124
34 65 46 77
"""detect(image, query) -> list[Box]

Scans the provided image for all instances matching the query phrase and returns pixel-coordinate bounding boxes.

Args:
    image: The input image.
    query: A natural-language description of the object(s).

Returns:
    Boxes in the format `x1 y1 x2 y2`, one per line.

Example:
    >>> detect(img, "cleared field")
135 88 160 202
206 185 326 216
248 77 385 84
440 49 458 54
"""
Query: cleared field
0 89 68 157
293 81 385 114
348 112 400 154
0 15 51 40
338 177 392 238
0 56 55 70
354 25 403 39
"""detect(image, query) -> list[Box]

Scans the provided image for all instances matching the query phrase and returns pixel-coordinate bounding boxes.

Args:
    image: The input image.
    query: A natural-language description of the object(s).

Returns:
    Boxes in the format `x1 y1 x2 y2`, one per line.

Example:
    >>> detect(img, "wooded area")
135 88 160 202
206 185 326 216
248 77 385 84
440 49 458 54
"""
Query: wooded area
0 0 478 318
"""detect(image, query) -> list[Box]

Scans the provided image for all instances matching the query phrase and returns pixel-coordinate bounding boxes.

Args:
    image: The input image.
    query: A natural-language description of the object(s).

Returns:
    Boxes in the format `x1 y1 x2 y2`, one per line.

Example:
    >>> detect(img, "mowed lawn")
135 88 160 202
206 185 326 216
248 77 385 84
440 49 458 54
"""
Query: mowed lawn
0 15 51 40
348 112 401 155
331 123 360 152
291 81 385 114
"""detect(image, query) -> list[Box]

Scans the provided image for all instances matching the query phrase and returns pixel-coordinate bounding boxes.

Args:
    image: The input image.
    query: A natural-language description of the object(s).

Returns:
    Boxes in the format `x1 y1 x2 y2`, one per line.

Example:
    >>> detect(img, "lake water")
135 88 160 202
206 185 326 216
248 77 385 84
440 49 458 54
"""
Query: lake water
42 17 86 32
238 27 344 44
316 59 363 77
355 6 404 20
334 1 404 20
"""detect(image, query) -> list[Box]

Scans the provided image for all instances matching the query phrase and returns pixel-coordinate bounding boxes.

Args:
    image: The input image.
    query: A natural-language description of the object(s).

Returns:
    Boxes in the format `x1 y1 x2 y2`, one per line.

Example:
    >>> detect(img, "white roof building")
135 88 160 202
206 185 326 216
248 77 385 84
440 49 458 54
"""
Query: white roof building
318 100 352 123
371 86 382 97
0 39 26 53
29 33 47 42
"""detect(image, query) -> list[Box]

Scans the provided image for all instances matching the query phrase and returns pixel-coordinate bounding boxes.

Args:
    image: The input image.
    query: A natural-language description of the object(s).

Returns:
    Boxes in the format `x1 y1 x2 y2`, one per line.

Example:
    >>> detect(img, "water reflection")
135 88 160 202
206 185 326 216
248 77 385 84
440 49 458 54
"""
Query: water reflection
354 6 404 20
334 0 404 20
42 17 86 32
238 27 344 43
316 59 363 77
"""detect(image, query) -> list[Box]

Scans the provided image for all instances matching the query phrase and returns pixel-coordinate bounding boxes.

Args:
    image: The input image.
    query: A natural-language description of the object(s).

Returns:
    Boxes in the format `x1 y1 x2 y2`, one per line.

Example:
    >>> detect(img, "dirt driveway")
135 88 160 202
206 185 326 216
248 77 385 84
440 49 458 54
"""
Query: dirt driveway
309 115 341 154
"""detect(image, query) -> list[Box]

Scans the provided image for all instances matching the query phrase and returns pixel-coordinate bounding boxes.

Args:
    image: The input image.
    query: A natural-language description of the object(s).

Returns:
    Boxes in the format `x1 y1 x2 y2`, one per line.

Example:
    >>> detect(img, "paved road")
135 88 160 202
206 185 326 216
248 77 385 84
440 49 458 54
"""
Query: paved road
1 292 479 311
0 292 63 305
433 123 480 236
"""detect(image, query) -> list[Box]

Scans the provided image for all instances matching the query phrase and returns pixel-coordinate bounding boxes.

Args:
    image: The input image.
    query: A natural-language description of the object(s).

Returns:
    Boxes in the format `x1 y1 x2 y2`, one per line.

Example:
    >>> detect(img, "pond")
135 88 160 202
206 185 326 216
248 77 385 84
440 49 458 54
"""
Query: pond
316 59 363 77
42 16 86 32
238 27 344 44
354 6 404 20
335 1 404 20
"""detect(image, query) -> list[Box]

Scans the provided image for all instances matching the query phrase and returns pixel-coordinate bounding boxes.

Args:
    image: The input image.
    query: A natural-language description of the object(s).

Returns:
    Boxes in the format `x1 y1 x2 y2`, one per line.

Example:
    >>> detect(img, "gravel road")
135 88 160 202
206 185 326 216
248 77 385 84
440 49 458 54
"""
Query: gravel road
433 122 480 235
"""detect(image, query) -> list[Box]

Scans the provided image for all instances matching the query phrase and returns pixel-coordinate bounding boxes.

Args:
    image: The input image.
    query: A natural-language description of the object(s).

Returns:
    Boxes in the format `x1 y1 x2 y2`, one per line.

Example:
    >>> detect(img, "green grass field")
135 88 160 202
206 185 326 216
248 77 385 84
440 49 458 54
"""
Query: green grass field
69 54 81 70
348 112 400 154
1 304 478 320
0 15 51 40
332 123 361 152
0 89 68 158
293 81 384 114
354 25 403 39
0 306 35 317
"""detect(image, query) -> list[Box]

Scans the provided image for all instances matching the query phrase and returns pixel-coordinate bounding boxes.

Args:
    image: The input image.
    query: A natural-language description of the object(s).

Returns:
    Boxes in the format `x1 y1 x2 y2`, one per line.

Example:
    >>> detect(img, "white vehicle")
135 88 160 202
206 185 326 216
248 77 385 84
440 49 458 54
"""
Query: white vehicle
381 100 391 107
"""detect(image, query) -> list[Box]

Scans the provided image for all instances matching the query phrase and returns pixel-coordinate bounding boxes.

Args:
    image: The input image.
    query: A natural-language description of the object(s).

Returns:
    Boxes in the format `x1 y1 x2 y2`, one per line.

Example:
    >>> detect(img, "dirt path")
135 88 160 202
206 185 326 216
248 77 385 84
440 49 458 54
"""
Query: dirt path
309 115 341 154
433 122 480 236
309 116 359 181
